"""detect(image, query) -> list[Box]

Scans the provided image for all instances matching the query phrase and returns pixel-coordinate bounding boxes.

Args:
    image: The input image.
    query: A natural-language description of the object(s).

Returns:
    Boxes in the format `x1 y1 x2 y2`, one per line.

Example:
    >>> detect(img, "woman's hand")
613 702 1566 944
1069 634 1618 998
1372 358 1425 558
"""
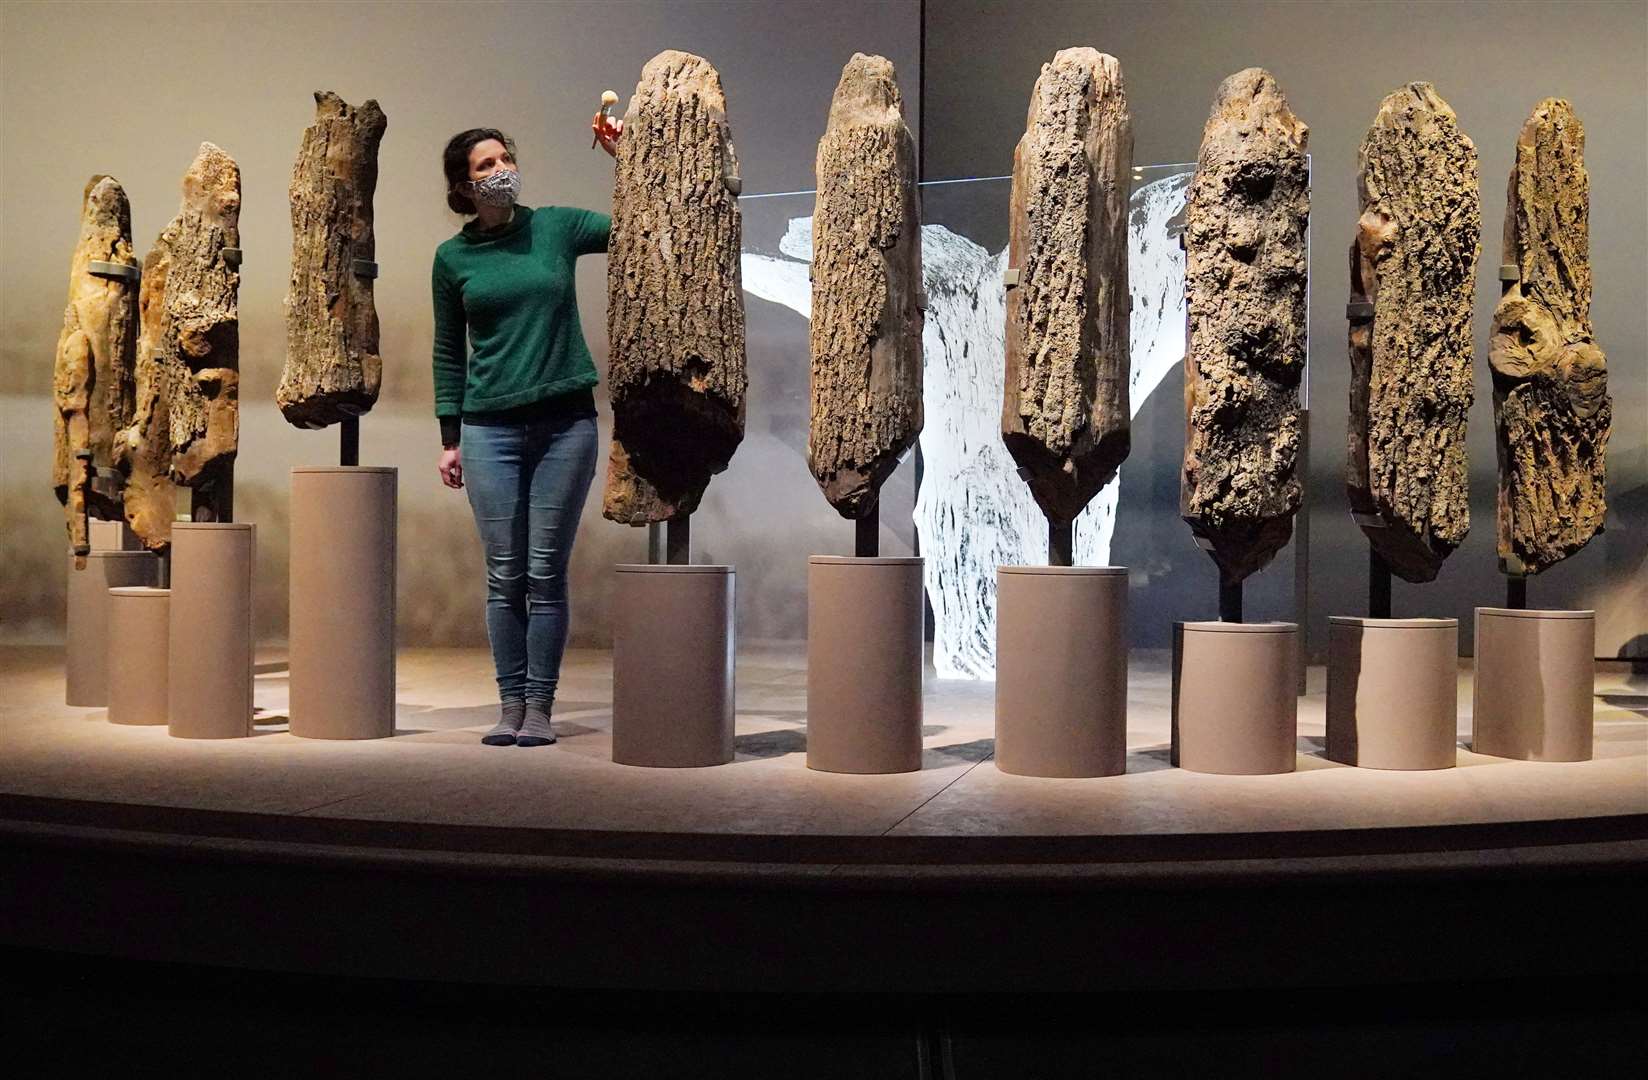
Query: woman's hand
439 446 464 489
592 114 622 157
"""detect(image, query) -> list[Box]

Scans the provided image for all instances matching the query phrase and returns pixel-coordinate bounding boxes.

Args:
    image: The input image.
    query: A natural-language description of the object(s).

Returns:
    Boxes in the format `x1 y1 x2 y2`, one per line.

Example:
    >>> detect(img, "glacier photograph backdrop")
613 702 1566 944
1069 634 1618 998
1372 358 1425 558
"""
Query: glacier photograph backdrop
742 166 1298 679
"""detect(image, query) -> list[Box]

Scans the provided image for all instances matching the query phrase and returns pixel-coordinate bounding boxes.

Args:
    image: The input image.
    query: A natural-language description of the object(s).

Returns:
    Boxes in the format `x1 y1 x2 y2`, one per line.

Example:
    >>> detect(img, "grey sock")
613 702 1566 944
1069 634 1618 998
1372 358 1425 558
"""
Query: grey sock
518 699 556 746
482 699 526 746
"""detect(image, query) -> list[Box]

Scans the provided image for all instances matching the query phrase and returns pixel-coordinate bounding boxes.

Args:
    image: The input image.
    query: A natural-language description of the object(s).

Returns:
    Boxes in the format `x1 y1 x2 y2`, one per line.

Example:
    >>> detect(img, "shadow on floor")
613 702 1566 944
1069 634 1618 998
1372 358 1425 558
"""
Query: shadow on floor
924 738 994 767
1599 693 1648 718
1131 746 1172 773
249 706 288 736
730 731 996 767
733 728 807 760
400 701 608 736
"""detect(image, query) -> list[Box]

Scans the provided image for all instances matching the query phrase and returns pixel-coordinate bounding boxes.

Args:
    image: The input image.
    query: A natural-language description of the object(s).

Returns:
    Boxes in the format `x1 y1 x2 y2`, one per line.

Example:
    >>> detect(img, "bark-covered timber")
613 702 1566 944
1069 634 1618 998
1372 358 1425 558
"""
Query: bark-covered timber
1181 68 1310 588
279 90 387 429
1489 98 1610 576
52 176 139 556
163 142 241 521
1002 47 1131 527
117 232 178 552
808 53 923 519
603 50 746 525
1347 82 1480 584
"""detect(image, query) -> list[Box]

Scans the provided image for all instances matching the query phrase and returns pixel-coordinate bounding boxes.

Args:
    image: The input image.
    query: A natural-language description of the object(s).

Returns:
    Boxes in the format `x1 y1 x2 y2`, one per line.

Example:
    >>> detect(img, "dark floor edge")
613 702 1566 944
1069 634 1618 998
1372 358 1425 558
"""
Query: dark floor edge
5 811 1646 993
1 791 1645 881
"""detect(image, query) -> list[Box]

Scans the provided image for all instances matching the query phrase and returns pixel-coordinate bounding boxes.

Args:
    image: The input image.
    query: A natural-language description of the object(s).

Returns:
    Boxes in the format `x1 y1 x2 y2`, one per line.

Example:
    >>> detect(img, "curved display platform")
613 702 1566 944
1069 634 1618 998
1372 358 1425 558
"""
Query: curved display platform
1 644 1644 995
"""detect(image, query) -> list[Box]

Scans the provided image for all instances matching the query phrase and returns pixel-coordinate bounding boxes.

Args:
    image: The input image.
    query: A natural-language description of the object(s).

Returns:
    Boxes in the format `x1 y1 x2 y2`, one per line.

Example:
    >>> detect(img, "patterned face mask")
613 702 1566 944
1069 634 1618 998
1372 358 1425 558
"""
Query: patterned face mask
469 168 521 208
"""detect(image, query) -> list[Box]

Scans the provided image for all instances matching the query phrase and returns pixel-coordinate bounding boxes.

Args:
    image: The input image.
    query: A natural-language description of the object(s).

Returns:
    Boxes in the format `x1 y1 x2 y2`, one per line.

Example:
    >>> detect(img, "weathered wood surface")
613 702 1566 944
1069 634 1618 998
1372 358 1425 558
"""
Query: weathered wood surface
808 53 923 519
1347 82 1480 583
279 90 386 429
1489 98 1610 575
604 50 746 524
1002 47 1131 527
1181 68 1309 587
53 176 139 556
117 233 178 551
163 142 241 520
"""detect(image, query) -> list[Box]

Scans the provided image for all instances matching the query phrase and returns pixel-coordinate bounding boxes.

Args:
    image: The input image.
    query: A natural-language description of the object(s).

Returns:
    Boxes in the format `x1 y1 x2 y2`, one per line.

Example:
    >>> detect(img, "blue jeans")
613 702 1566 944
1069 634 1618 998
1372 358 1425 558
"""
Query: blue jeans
461 412 598 704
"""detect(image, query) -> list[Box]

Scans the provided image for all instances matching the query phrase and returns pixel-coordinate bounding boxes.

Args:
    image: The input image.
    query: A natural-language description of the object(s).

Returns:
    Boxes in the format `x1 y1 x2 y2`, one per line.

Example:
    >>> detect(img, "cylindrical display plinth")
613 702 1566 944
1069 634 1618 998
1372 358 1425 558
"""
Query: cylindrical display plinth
89 519 140 551
1326 617 1457 770
1473 607 1595 762
1172 621 1298 775
806 556 924 775
996 566 1128 778
107 587 170 726
289 467 397 740
611 564 734 767
168 523 254 740
65 550 158 706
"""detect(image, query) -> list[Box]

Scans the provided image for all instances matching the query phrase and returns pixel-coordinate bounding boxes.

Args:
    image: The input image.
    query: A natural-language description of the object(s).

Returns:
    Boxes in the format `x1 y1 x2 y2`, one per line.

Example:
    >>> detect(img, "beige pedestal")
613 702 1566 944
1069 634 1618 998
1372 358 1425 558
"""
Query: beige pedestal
995 566 1128 778
168 523 254 740
611 565 735 767
1172 621 1298 775
89 519 141 551
65 550 158 706
289 467 397 740
1326 617 1458 770
1473 607 1595 762
107 587 170 726
806 557 925 775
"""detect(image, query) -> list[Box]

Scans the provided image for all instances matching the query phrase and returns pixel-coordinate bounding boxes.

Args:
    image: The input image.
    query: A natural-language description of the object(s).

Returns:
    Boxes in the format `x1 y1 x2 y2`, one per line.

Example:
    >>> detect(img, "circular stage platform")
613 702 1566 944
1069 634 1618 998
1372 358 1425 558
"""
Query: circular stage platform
2 644 1644 995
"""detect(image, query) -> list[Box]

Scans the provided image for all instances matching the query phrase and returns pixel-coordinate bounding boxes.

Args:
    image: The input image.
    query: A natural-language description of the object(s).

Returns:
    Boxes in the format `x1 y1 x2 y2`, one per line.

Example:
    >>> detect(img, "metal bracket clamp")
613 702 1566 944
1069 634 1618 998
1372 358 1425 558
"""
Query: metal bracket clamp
914 288 929 312
221 247 243 268
723 174 742 197
1003 268 1022 288
1498 263 1520 282
87 260 140 283
351 258 379 279
1350 511 1386 529
1346 300 1375 321
1014 465 1033 481
1498 556 1528 578
1191 535 1216 552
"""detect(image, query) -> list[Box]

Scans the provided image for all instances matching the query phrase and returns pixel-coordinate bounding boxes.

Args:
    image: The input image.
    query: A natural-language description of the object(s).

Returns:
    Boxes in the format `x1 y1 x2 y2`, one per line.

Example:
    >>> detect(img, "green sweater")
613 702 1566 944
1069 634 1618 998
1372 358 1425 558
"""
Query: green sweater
430 204 610 426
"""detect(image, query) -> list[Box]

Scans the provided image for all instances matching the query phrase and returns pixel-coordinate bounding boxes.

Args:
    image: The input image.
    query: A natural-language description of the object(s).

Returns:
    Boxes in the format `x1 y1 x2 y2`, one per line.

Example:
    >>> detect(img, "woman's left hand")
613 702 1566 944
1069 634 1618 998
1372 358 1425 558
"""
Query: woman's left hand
592 115 622 157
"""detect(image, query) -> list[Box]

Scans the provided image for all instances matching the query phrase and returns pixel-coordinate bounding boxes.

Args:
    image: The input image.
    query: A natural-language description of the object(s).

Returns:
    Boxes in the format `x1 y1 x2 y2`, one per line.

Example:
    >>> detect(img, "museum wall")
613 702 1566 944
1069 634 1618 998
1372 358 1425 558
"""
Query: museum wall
0 0 921 647
923 0 1647 657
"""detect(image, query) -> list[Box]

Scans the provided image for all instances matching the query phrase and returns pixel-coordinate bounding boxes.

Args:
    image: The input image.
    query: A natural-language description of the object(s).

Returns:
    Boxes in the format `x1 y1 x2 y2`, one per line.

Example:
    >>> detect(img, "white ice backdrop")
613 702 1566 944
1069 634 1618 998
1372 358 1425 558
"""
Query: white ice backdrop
742 169 1193 678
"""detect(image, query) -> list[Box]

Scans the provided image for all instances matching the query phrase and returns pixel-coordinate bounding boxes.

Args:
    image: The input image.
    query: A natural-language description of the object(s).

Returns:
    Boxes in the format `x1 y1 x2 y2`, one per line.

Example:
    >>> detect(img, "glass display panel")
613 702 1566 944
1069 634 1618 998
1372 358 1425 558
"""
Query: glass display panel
740 164 1308 677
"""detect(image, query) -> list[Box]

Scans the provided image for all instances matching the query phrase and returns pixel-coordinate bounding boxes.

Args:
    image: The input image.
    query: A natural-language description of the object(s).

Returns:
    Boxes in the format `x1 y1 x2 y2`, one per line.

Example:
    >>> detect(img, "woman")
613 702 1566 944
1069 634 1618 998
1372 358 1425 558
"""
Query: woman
433 115 621 747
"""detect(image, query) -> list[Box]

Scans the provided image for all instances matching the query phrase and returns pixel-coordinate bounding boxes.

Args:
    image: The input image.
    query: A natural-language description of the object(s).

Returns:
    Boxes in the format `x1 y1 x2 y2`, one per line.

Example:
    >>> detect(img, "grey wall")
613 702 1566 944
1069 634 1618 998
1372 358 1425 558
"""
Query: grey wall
1 0 920 646
923 0 1647 657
